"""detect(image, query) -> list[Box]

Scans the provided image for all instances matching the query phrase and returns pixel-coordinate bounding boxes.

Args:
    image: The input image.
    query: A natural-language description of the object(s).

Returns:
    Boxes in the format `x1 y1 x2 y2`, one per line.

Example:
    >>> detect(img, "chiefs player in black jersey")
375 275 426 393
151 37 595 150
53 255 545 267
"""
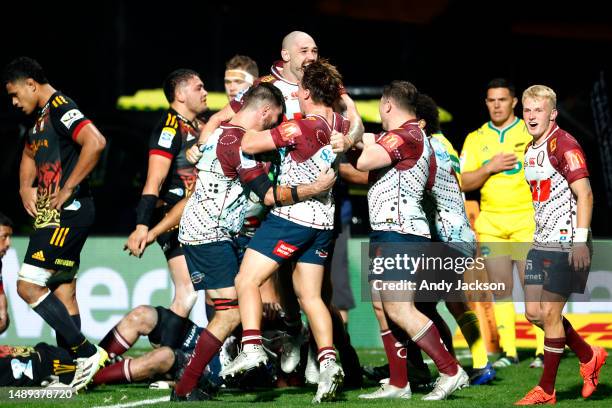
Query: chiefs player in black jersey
4 56 107 391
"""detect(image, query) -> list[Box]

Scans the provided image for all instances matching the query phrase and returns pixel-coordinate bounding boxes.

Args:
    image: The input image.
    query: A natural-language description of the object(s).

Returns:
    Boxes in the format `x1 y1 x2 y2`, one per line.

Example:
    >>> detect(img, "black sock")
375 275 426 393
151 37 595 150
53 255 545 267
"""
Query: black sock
160 309 188 349
205 303 215 321
33 294 95 358
56 314 81 350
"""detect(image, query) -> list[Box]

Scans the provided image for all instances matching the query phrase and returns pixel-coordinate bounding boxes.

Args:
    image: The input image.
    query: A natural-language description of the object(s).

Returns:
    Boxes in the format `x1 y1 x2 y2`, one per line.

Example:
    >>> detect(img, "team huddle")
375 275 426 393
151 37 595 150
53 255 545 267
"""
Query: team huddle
1 30 608 405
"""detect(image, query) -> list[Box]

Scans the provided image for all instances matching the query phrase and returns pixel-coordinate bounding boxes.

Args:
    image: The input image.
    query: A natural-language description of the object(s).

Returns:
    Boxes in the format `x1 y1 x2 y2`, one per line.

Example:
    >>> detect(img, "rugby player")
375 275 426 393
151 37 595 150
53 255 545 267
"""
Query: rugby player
4 56 107 391
166 82 336 401
224 55 258 100
0 212 14 334
356 81 469 400
516 85 607 405
125 69 207 349
221 60 349 403
460 78 543 368
0 343 76 387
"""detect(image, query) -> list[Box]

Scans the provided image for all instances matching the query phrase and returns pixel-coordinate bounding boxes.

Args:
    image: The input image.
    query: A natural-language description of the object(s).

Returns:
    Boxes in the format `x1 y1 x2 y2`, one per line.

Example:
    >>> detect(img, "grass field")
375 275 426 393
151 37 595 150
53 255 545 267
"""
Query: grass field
1 348 610 407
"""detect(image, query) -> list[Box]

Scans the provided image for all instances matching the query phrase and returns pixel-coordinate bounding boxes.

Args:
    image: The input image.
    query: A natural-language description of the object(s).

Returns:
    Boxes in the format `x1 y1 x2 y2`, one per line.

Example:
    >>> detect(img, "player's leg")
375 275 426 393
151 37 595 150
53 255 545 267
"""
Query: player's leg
167 254 197 318
52 279 81 350
99 305 159 359
93 346 176 386
359 294 411 399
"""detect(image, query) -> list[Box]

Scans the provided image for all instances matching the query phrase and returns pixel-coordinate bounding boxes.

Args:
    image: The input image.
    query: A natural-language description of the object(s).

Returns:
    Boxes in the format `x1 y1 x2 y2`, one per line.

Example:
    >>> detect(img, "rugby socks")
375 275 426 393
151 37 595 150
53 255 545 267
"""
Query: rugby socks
242 329 263 346
56 314 81 351
32 292 96 358
494 301 517 358
457 311 488 369
538 337 565 394
534 325 545 357
417 302 455 356
413 320 458 376
317 347 337 363
563 317 593 363
381 330 408 388
92 359 132 385
99 327 133 359
175 329 222 396
160 309 188 349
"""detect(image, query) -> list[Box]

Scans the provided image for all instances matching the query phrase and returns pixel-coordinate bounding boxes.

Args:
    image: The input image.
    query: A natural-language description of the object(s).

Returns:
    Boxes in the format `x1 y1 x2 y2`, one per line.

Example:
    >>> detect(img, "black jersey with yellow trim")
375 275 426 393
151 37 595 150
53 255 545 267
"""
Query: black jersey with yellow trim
148 108 199 206
28 92 95 229
0 343 74 386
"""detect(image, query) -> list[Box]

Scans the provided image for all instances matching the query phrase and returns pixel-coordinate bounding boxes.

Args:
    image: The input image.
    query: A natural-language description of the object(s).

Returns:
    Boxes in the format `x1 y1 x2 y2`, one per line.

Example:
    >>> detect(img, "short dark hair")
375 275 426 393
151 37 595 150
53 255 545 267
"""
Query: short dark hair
225 55 259 78
382 80 419 115
301 59 343 107
487 78 515 97
3 56 49 85
243 82 285 113
415 93 440 135
163 69 199 103
0 212 13 229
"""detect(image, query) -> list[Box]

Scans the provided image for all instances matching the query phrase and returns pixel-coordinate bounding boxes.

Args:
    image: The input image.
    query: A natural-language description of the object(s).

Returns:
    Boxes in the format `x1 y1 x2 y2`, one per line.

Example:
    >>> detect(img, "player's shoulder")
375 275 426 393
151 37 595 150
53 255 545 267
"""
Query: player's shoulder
549 127 581 153
218 123 245 146
49 92 77 110
258 74 276 84
156 109 180 130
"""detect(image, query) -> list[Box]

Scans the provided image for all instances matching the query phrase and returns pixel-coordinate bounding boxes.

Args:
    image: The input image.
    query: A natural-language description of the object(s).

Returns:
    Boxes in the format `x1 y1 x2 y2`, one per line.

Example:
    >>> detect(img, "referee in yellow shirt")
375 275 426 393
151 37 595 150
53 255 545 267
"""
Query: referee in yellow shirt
460 78 544 368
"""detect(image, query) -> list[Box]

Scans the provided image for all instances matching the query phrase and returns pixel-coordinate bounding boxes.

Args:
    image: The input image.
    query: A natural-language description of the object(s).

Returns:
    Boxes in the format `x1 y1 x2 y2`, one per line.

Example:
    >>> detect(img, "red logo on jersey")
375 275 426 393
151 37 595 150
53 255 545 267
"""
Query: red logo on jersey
529 179 551 202
273 240 299 259
379 132 404 151
565 149 586 171
278 121 301 143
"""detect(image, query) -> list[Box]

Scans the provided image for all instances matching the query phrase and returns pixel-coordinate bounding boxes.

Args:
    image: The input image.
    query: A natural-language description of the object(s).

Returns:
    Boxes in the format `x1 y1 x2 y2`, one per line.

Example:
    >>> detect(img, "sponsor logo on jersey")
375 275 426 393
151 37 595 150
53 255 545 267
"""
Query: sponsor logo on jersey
29 139 49 154
169 187 184 197
60 109 85 129
278 121 301 143
158 127 176 148
379 132 404 151
273 240 298 259
565 149 587 171
11 358 33 380
550 137 557 152
54 258 75 267
31 250 46 262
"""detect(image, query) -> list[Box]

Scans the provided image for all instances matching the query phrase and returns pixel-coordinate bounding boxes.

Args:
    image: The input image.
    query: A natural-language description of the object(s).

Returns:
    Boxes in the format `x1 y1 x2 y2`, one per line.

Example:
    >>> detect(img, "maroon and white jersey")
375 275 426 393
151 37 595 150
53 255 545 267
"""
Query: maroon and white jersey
179 123 268 245
269 113 349 230
258 61 302 121
368 120 433 237
523 124 589 244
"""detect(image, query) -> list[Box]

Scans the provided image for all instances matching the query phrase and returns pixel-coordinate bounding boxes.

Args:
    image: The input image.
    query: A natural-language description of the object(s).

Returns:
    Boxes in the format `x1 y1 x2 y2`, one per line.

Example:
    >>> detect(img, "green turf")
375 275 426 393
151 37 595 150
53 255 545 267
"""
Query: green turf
0 348 610 407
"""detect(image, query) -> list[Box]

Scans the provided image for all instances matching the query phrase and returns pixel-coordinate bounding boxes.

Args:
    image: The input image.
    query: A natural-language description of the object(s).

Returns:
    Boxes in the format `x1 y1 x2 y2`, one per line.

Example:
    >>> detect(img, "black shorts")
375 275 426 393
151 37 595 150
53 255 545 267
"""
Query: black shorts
152 205 183 260
24 226 89 276
524 248 589 297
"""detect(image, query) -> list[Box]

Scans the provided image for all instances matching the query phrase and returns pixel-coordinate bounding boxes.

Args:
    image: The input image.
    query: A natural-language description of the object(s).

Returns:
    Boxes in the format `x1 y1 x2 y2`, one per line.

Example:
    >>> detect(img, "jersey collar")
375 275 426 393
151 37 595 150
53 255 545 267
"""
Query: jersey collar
487 117 520 143
270 60 298 86
533 122 560 148
169 107 197 129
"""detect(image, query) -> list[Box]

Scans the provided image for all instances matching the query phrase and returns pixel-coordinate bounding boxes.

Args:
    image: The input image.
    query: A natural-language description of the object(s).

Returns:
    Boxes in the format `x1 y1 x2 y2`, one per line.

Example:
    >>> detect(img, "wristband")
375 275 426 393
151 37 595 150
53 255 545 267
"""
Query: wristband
291 186 299 203
135 194 157 227
574 228 589 243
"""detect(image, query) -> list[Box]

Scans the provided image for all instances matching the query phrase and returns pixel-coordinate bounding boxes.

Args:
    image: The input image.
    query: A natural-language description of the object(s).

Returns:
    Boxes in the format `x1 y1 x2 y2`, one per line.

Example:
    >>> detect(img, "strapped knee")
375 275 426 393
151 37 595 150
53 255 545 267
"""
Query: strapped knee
211 298 239 311
18 264 52 287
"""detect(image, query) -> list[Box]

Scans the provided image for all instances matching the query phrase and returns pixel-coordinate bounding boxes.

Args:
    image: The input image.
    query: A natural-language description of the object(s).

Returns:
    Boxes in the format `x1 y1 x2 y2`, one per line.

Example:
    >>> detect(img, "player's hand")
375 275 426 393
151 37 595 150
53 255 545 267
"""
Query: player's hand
569 243 590 274
50 186 74 210
330 130 351 153
263 302 283 321
124 225 149 258
485 152 518 174
186 144 203 164
19 186 38 218
313 167 337 194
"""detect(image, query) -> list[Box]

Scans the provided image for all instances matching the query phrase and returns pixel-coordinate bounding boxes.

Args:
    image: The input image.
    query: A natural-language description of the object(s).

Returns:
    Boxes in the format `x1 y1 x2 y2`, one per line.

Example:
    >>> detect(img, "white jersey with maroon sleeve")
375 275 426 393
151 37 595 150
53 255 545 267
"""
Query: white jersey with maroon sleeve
268 112 349 230
258 61 302 121
179 123 268 245
427 136 476 254
367 120 433 237
523 124 589 245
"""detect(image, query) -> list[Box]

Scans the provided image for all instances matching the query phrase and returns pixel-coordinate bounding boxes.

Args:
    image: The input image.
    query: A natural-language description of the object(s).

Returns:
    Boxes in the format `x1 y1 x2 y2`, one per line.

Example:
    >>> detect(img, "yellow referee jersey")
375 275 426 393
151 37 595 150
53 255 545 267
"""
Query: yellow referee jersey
460 118 533 213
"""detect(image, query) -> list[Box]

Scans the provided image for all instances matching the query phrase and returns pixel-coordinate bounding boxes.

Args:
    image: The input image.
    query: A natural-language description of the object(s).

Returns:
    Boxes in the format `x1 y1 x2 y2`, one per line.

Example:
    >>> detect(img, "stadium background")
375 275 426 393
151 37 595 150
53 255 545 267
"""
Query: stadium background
1 1 611 347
